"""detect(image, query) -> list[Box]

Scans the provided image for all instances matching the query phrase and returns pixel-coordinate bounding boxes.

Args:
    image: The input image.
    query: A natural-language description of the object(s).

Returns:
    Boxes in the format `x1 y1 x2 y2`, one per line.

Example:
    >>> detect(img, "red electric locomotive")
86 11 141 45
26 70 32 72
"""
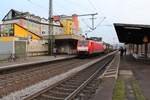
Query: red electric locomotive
77 40 105 56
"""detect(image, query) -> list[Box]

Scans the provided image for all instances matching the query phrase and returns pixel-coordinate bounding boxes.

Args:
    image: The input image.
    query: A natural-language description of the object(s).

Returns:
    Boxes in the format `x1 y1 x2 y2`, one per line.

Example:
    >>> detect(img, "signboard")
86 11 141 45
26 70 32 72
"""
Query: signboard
143 35 148 43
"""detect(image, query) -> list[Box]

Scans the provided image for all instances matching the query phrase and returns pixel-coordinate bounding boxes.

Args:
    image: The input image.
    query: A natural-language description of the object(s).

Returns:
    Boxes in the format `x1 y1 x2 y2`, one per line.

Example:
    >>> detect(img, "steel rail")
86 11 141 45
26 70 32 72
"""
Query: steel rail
25 51 117 100
64 55 111 100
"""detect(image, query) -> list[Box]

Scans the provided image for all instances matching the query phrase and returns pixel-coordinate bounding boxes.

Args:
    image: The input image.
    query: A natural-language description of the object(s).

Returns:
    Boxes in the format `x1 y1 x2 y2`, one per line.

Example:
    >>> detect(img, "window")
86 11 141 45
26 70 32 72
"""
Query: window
0 24 14 37
42 31 46 35
78 40 88 46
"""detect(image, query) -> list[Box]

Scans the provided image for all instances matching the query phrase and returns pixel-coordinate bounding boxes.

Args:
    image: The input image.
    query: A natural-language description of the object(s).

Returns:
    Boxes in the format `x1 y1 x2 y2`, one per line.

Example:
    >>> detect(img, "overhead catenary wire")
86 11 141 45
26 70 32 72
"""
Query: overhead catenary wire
87 0 98 12
81 19 92 29
27 0 83 16
53 0 81 15
27 0 47 9
26 0 111 33
82 17 111 36
87 0 105 18
86 0 110 28
27 0 59 15
64 0 97 14
95 17 106 29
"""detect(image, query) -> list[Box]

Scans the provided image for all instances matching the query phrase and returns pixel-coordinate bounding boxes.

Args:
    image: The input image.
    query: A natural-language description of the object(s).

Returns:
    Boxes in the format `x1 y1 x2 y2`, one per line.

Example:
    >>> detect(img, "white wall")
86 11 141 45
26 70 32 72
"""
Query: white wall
27 40 48 56
0 41 13 60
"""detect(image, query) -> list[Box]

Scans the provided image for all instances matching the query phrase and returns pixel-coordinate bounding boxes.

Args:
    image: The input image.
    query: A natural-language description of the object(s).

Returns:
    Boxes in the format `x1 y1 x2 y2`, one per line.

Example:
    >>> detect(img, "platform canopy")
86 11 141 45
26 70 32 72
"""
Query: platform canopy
114 23 150 44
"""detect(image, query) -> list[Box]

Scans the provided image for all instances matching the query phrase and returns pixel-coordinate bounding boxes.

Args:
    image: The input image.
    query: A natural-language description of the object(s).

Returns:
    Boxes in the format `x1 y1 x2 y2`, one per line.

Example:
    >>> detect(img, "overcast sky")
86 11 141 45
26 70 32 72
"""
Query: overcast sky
0 0 150 44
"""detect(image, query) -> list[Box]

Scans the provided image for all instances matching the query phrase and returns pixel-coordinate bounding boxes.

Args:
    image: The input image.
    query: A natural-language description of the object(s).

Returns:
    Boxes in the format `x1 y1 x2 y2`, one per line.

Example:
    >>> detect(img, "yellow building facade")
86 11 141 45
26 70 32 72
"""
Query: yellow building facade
0 24 42 41
14 24 41 40
61 19 73 35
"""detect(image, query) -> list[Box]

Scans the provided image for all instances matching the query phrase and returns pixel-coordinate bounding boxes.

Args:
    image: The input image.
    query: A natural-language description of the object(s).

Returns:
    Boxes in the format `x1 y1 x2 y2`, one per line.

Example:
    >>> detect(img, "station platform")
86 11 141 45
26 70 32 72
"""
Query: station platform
92 53 120 100
0 55 75 70
92 54 150 100
132 53 150 61
119 54 150 100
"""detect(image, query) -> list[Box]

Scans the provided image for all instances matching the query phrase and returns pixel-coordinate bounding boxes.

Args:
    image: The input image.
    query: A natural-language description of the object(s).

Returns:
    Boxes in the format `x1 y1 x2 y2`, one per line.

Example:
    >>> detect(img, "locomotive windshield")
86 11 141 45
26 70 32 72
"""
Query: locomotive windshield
78 40 88 46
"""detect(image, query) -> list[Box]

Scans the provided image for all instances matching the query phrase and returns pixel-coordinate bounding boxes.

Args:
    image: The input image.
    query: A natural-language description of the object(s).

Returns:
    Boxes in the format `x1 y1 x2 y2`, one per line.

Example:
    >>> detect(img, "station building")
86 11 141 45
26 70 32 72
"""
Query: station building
41 15 84 54
0 9 84 59
114 23 150 59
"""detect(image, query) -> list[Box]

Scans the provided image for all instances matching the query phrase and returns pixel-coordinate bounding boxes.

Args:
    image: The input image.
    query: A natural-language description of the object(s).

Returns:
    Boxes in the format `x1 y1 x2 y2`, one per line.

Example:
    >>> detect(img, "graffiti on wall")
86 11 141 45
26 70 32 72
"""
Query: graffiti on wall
0 24 14 37
21 19 41 35
27 41 48 52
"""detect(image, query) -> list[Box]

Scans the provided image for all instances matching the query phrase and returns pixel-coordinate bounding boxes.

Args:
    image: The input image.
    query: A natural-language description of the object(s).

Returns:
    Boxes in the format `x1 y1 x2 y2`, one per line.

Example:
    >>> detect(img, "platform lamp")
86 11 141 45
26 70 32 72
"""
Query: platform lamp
143 35 148 58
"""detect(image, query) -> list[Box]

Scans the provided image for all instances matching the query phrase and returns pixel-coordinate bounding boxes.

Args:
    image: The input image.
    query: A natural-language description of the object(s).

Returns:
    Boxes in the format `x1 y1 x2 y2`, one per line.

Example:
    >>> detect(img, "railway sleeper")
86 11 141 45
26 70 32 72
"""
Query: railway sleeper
0 80 8 86
84 80 97 87
64 81 83 86
70 77 86 81
40 93 64 100
87 81 97 86
76 88 96 100
60 84 79 89
69 79 87 83
29 99 38 100
82 89 93 94
3 79 28 88
47 90 70 97
0 88 8 97
67 79 84 83
35 95 60 100
84 87 95 94
76 93 91 100
54 86 75 93
85 85 95 90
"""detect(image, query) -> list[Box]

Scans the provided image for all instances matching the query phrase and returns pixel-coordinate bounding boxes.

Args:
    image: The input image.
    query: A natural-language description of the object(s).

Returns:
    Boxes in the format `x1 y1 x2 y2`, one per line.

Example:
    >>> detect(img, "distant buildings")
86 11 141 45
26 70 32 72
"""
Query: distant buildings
53 15 79 35
2 9 42 36
1 9 82 38
1 9 64 37
40 18 64 36
0 9 84 56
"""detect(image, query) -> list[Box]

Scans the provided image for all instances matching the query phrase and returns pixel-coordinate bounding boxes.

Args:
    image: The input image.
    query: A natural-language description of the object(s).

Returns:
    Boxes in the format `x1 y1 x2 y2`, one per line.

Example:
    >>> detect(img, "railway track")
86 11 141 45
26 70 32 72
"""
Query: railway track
0 56 105 98
25 54 115 100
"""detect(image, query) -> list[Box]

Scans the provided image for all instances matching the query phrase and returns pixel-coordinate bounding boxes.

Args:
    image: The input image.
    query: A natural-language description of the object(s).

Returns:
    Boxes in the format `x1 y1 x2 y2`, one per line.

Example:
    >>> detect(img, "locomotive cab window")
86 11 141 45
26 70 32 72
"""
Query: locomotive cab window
78 40 88 46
